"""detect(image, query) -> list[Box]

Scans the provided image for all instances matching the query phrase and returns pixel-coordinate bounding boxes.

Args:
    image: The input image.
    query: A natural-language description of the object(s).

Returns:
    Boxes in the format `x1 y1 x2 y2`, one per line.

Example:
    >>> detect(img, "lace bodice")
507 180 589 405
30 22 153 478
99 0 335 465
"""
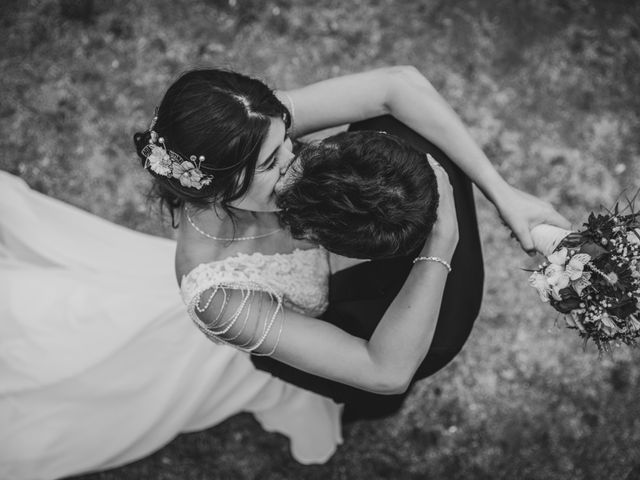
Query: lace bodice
180 248 330 347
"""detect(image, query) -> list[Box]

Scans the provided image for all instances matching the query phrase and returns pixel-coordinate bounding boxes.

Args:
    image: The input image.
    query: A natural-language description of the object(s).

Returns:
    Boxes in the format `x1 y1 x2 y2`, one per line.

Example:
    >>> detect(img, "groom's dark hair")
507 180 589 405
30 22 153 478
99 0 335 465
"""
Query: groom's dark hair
276 131 439 259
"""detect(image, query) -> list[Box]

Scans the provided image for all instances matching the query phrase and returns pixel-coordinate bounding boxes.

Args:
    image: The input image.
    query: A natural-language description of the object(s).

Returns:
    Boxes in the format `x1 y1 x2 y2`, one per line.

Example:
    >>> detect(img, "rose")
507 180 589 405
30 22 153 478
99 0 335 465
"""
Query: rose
544 263 571 300
528 247 592 302
529 271 551 302
546 248 592 299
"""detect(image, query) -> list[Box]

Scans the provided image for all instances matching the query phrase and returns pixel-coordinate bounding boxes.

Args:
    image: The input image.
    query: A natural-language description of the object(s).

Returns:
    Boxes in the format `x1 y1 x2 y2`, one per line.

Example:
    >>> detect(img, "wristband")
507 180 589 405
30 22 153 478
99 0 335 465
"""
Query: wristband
412 256 452 273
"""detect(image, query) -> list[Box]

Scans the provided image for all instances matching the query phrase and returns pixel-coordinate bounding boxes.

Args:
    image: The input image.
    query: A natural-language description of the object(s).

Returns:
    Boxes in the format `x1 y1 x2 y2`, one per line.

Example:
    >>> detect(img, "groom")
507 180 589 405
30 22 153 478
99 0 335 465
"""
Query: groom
252 116 484 422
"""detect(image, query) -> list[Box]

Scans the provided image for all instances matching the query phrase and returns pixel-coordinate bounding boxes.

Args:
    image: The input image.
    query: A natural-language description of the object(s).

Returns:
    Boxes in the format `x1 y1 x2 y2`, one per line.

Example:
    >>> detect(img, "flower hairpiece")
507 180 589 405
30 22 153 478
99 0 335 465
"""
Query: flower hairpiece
141 113 213 190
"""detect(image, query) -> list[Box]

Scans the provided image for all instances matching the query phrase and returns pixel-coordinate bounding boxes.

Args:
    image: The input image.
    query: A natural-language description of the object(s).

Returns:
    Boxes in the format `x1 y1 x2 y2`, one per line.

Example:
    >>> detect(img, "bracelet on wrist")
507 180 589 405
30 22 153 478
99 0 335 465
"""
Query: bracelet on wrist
412 256 452 273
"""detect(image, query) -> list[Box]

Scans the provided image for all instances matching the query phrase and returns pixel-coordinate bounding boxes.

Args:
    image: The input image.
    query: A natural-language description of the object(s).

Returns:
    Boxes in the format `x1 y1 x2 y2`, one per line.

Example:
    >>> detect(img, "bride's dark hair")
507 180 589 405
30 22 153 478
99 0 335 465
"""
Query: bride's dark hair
277 131 439 259
134 68 290 226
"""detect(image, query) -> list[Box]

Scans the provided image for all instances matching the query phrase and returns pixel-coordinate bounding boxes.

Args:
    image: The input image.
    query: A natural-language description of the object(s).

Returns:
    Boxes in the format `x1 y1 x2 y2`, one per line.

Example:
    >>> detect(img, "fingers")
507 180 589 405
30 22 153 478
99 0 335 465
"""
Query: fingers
513 226 536 256
499 187 569 256
426 155 450 187
426 155 447 176
427 155 457 234
505 217 536 255
426 154 439 168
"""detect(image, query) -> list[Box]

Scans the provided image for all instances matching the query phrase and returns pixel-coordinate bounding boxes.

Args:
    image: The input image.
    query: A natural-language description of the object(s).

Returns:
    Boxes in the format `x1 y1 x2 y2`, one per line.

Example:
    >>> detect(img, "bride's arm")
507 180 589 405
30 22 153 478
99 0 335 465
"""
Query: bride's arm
198 230 452 394
189 159 457 394
280 66 506 200
278 66 571 252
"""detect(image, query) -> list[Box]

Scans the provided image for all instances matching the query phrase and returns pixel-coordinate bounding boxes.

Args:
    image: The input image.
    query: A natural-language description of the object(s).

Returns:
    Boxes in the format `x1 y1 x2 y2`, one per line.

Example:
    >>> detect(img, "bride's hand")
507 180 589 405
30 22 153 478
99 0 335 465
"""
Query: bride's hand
496 186 571 255
424 155 458 259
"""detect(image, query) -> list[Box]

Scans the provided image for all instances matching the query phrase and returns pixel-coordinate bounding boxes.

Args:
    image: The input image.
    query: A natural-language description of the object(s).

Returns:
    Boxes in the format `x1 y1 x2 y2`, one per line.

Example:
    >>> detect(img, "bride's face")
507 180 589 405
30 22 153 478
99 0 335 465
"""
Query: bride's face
229 117 294 212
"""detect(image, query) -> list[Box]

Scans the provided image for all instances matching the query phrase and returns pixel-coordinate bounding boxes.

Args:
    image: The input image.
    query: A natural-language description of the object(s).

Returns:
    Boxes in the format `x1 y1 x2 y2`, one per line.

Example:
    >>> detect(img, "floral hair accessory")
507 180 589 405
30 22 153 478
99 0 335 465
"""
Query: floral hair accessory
141 113 213 190
528 199 640 352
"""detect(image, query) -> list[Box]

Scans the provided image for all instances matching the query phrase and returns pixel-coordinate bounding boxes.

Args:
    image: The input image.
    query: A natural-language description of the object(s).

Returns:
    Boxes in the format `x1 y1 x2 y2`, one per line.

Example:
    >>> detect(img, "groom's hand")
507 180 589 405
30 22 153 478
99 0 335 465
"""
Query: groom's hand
426 155 459 253
497 186 571 255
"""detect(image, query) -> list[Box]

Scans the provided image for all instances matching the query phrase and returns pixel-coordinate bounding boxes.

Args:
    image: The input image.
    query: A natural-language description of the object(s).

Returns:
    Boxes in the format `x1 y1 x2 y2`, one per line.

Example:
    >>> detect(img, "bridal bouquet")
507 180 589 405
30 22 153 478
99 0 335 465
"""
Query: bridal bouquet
528 204 640 351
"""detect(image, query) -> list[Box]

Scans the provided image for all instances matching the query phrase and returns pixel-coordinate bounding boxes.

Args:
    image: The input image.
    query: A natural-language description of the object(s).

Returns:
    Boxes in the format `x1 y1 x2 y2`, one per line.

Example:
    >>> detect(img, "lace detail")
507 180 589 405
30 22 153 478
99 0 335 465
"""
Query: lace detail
180 248 330 354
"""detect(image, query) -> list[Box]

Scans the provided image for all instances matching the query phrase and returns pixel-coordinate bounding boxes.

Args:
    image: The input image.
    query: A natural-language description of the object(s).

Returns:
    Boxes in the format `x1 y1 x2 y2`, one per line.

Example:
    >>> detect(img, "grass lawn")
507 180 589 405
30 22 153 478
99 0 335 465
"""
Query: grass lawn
1 1 639 479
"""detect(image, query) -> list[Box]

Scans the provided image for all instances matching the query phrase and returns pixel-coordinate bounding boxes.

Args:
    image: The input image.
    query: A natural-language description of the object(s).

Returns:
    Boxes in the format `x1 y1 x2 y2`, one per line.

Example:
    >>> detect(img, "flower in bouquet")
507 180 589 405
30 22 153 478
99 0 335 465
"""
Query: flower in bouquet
528 202 640 352
529 248 592 302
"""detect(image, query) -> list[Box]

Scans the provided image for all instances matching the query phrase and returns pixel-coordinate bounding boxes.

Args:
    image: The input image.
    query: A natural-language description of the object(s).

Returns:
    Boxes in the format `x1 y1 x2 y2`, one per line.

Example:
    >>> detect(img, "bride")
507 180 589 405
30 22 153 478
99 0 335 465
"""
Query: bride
0 66 569 480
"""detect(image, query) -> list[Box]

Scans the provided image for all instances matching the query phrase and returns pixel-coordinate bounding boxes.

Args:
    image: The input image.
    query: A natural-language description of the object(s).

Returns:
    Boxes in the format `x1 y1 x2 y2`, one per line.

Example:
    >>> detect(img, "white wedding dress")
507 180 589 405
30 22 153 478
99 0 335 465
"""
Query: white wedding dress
0 171 342 480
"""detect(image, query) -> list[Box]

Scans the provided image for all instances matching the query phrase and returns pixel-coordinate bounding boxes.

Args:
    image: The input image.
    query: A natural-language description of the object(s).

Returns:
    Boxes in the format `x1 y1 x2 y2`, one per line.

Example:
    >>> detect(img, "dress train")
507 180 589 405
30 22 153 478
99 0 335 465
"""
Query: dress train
0 171 342 480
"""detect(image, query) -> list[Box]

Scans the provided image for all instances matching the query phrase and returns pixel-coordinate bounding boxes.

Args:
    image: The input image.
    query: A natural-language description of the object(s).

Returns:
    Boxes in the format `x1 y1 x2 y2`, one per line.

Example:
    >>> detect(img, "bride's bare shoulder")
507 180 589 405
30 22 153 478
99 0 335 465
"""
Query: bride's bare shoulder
174 220 221 284
173 216 256 284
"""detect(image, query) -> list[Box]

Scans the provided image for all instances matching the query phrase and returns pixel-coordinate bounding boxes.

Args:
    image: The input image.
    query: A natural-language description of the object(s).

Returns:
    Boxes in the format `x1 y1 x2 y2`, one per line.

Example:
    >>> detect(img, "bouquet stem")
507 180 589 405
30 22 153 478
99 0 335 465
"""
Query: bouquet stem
531 224 572 256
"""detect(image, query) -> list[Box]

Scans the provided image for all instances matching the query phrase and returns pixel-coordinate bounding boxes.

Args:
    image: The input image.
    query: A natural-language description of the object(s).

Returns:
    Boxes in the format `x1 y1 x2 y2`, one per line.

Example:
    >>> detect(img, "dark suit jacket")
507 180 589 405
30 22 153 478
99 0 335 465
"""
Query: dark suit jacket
252 116 484 420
